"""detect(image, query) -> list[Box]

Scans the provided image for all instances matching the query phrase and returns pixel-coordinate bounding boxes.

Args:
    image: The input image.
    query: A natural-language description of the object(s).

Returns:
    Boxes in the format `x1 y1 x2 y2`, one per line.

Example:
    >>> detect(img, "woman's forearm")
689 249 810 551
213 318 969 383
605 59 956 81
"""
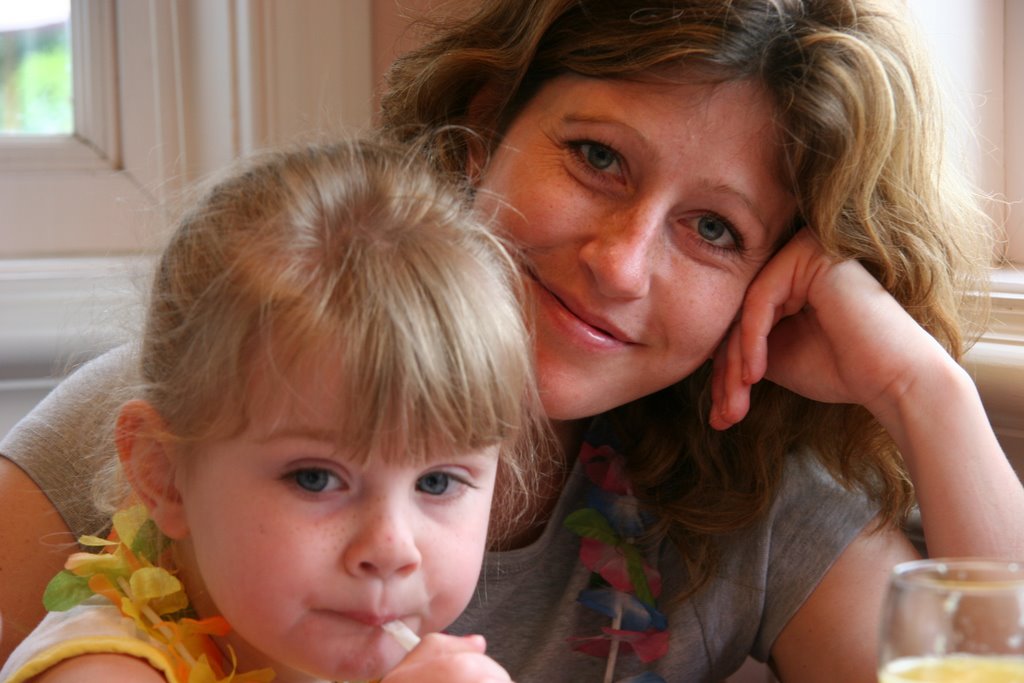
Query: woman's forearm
875 356 1024 558
0 457 77 663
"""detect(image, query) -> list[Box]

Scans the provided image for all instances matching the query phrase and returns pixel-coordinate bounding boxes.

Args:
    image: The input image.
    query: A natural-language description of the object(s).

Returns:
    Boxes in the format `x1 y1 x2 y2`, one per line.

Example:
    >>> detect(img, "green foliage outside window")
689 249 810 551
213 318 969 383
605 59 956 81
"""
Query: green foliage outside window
0 21 73 135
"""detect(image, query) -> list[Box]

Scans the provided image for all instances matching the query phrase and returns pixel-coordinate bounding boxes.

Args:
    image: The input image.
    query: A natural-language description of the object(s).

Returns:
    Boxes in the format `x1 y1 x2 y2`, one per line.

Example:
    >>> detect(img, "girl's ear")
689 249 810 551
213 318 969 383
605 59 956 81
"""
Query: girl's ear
116 400 189 540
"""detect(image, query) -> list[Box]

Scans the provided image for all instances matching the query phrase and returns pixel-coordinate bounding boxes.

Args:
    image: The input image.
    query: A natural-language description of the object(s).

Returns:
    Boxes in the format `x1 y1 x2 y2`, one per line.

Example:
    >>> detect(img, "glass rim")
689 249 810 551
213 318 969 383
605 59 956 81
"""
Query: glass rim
892 557 1024 592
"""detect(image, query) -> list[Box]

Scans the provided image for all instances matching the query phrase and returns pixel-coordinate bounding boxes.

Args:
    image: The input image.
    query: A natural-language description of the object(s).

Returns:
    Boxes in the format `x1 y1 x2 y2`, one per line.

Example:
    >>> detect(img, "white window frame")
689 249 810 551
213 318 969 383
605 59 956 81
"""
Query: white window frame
1 0 374 258
0 0 139 256
1006 1 1024 266
0 1 118 172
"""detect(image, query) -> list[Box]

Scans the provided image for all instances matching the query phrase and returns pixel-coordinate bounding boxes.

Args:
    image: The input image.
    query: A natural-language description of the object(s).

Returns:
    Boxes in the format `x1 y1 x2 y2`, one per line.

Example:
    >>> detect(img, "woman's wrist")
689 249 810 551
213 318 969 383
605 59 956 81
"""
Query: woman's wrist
863 338 973 453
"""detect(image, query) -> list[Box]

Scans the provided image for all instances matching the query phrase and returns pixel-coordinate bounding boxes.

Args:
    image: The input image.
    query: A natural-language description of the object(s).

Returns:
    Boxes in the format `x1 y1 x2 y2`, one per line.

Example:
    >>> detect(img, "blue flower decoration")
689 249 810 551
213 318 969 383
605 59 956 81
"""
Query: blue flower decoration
619 674 668 683
587 488 651 538
578 588 668 632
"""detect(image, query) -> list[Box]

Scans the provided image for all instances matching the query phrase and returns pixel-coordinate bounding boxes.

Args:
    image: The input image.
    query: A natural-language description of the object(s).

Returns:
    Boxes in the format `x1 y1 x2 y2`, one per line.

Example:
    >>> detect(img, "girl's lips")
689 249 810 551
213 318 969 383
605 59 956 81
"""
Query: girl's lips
322 609 405 627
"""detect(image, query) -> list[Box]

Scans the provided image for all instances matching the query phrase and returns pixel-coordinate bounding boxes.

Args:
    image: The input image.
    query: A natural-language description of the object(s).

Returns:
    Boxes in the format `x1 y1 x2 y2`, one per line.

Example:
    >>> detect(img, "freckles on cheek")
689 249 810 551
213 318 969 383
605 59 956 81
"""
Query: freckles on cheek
497 198 546 246
489 173 573 247
663 286 745 364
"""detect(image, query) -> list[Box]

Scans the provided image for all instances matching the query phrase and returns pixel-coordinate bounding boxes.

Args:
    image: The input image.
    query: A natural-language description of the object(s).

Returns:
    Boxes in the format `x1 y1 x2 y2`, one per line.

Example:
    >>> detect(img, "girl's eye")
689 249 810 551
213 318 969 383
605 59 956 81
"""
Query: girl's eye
416 471 453 496
696 214 739 250
290 468 338 493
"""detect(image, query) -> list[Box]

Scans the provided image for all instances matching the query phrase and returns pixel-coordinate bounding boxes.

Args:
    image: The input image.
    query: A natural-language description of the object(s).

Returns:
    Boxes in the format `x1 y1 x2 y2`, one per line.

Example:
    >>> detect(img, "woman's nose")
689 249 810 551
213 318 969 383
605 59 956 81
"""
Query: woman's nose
579 205 660 300
342 506 422 579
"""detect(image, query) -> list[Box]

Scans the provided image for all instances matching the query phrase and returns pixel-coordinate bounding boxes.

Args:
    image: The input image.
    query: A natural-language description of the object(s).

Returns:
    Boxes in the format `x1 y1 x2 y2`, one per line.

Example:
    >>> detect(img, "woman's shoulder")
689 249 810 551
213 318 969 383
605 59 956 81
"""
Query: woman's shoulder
713 449 879 573
697 448 881 660
0 344 138 537
1 344 137 460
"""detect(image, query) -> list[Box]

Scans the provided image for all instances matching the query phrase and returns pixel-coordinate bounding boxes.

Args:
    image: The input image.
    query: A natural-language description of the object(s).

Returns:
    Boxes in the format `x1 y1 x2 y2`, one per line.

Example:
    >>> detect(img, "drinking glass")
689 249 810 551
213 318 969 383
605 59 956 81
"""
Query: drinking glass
878 558 1024 682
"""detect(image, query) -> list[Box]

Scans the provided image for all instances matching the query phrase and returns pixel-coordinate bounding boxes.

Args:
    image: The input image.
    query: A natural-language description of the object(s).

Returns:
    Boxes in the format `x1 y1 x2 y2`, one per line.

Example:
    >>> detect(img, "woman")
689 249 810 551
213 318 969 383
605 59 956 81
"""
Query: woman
3 1 1022 680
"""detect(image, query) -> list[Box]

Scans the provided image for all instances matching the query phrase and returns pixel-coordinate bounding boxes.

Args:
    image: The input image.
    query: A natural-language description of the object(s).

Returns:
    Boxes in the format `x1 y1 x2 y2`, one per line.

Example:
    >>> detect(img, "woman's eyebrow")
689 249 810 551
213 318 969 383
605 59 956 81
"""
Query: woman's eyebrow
561 113 650 143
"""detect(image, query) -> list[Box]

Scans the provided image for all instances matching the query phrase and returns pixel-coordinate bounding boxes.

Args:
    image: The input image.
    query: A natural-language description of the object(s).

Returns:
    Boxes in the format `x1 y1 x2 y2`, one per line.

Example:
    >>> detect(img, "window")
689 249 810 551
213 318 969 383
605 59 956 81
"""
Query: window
0 0 132 257
0 0 374 437
0 0 72 136
906 0 1024 464
907 0 1019 266
1005 1 1024 266
0 0 373 259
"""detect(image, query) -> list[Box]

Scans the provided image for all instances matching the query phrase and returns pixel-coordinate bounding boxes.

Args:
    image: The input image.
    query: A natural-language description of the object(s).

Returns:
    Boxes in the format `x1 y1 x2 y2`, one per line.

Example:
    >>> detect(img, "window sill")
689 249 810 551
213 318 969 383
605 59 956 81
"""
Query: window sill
967 266 1024 461
0 256 147 380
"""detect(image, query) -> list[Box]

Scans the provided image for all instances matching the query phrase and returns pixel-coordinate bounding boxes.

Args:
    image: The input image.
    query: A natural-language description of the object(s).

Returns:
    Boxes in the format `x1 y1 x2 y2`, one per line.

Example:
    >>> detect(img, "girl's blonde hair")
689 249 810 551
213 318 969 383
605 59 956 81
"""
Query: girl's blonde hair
100 137 542 546
382 0 994 593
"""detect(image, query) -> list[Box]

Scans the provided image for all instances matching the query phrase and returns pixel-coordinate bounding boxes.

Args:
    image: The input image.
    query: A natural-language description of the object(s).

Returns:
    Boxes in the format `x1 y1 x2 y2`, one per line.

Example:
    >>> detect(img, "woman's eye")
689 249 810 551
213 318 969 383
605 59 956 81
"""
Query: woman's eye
291 468 338 493
696 214 738 249
416 471 453 496
574 141 621 174
580 142 617 170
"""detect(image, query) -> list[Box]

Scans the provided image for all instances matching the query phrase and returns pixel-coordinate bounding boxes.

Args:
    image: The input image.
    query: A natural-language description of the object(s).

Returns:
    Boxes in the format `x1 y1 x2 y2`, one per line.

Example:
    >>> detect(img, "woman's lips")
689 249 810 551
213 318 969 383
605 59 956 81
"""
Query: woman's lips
528 273 636 348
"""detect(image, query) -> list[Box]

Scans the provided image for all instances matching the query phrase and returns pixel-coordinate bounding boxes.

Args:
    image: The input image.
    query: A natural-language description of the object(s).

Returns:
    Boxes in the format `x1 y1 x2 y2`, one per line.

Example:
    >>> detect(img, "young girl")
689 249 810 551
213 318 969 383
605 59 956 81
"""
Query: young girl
0 138 538 683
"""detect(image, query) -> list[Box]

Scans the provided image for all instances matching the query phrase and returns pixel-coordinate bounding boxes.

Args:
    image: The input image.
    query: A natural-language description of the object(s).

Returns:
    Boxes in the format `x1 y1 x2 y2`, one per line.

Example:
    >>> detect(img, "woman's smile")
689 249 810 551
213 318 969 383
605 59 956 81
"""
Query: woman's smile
527 268 637 349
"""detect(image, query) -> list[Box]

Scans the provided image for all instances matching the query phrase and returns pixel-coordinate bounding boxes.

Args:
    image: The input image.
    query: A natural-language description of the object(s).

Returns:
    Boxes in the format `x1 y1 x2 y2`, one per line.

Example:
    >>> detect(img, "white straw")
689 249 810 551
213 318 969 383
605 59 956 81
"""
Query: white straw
382 619 421 652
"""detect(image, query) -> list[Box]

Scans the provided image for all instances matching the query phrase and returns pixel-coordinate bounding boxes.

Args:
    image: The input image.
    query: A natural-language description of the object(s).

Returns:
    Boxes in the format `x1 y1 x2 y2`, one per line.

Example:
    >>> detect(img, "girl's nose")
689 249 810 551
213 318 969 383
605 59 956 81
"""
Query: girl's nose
579 205 660 300
342 506 421 579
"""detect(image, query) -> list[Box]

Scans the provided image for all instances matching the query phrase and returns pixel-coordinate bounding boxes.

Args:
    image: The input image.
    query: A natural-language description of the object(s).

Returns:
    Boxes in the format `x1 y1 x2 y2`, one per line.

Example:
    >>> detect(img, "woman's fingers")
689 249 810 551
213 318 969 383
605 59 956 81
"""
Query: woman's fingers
712 224 949 428
710 230 819 429
710 322 750 430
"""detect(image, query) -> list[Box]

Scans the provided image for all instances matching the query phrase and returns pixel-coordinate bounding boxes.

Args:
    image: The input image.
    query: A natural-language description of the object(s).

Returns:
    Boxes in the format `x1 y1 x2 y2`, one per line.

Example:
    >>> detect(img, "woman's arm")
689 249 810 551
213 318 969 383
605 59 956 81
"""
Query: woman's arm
0 457 77 664
770 521 919 683
713 230 1024 682
712 229 1024 559
0 347 139 666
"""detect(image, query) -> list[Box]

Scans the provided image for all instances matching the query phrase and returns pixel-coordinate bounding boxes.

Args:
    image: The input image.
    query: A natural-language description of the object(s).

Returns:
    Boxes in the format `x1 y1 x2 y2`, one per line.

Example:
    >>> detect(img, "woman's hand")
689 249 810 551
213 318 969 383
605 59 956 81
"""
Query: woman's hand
381 633 513 683
710 228 951 430
712 228 1024 560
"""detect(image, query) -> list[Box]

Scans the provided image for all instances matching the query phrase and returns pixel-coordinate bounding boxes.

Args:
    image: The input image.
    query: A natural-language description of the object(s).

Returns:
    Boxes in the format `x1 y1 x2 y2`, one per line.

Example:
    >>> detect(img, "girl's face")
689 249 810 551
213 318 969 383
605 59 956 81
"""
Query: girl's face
169 359 499 682
475 73 797 421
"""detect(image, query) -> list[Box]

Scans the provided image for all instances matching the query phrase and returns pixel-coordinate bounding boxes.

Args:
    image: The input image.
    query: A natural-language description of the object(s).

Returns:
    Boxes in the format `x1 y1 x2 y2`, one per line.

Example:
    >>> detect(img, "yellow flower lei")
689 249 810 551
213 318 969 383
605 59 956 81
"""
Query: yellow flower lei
43 505 275 683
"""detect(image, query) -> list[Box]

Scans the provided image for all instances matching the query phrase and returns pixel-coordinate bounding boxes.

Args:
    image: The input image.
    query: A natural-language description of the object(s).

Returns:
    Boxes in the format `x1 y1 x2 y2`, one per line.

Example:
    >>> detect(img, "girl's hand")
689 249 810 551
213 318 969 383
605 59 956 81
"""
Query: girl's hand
710 228 954 430
381 633 513 683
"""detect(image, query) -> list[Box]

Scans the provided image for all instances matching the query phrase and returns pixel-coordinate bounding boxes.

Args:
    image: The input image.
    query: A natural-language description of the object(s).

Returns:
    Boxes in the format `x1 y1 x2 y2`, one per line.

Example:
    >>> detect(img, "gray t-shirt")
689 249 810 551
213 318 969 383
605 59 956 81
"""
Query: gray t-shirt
1 345 136 538
2 349 877 681
450 443 875 681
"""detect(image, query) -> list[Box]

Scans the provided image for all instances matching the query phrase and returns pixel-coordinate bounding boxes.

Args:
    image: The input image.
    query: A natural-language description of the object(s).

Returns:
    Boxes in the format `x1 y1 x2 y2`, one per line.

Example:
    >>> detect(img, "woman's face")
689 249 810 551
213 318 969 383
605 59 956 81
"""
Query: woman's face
474 73 796 421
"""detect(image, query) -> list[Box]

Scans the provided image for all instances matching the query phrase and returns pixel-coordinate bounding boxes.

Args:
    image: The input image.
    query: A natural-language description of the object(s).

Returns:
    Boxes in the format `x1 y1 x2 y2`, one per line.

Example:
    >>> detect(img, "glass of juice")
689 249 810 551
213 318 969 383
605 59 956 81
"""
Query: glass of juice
878 558 1024 682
